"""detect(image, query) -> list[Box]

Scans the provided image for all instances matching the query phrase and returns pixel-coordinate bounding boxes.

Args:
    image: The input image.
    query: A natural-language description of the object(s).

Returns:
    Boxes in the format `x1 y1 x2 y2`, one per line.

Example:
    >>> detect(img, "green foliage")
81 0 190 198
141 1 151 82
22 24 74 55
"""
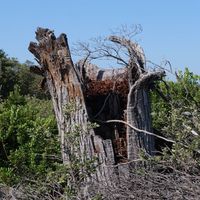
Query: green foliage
0 87 60 185
0 88 98 199
2 48 200 198
151 68 200 168
92 194 103 200
0 50 98 198
17 61 50 99
0 49 49 99
0 50 19 98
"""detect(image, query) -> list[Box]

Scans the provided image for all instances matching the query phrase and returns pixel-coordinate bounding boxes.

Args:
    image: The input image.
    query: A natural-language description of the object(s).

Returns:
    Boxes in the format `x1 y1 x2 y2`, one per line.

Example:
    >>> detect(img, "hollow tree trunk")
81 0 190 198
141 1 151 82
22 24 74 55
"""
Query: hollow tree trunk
109 36 165 160
29 28 165 198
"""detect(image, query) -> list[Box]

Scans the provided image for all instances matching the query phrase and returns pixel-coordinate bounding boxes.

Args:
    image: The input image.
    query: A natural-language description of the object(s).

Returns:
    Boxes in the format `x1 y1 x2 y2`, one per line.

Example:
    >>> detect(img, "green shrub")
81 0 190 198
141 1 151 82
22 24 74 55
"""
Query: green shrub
0 87 60 185
151 68 200 168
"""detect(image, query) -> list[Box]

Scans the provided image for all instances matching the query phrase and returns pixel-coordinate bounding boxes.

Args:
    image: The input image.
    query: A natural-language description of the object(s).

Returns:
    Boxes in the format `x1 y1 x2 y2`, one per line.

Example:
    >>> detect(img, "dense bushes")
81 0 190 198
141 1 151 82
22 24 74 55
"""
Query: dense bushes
0 50 48 99
151 68 200 168
0 87 60 185
0 49 200 199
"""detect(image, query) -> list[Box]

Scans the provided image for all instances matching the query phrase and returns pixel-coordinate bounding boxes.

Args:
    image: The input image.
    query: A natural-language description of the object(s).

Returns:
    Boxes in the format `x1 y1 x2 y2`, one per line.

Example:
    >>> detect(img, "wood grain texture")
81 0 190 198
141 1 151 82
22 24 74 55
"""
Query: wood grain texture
29 28 165 198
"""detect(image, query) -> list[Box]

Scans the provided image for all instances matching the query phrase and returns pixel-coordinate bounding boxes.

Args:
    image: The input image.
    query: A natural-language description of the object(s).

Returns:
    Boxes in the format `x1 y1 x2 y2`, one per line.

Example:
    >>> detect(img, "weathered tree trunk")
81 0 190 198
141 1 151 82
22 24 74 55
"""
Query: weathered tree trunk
29 29 92 164
29 28 164 198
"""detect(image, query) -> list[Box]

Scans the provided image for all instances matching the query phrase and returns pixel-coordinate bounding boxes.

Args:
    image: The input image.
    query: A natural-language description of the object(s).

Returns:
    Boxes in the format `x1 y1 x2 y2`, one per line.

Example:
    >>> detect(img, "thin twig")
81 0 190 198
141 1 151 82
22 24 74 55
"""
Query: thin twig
105 119 200 154
105 119 175 143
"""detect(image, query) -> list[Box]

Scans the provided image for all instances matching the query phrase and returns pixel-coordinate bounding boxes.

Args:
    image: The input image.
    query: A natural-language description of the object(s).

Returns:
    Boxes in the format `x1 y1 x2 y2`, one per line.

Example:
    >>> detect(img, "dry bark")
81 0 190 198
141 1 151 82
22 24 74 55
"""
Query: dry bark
29 28 165 198
108 36 164 159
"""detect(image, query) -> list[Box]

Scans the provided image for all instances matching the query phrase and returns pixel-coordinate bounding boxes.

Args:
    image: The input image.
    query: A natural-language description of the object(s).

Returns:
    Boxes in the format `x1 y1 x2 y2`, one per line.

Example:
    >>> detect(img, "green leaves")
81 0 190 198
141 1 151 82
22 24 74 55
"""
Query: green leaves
0 49 49 100
151 68 200 168
0 88 60 185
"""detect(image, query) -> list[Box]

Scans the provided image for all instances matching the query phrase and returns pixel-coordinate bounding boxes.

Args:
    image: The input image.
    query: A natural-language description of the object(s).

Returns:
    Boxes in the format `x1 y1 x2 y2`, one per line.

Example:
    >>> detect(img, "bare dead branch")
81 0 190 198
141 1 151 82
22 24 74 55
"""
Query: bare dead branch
106 119 175 143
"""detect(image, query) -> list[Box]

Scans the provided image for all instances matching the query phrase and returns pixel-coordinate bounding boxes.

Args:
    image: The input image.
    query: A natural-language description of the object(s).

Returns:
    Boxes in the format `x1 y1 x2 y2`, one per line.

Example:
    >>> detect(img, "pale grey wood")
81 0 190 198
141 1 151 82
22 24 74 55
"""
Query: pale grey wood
29 28 165 199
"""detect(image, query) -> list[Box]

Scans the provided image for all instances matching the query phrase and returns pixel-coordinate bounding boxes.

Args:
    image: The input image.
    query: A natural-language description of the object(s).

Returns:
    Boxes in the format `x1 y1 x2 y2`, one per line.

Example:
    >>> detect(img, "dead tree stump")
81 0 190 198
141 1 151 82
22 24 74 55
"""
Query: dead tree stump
29 28 165 198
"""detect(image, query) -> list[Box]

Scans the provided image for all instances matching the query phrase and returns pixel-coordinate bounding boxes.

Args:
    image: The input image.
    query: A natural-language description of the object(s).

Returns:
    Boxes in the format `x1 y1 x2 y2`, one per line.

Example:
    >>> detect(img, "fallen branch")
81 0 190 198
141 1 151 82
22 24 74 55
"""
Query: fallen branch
106 119 175 143
106 119 200 154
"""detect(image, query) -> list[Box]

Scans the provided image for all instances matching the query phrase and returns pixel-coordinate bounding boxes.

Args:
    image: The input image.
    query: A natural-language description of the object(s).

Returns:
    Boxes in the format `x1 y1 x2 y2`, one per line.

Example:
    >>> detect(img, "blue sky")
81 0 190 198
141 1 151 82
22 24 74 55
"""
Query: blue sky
0 0 200 76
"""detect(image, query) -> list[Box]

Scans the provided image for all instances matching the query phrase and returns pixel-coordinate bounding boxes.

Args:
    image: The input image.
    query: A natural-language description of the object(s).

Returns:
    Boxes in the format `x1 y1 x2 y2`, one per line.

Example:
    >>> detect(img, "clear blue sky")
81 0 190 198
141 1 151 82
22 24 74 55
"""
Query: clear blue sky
0 0 200 76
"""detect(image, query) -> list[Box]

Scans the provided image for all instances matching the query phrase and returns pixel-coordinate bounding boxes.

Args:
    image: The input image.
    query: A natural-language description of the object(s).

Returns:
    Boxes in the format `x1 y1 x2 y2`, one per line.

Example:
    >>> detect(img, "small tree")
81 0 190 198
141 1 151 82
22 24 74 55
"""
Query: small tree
0 50 19 98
